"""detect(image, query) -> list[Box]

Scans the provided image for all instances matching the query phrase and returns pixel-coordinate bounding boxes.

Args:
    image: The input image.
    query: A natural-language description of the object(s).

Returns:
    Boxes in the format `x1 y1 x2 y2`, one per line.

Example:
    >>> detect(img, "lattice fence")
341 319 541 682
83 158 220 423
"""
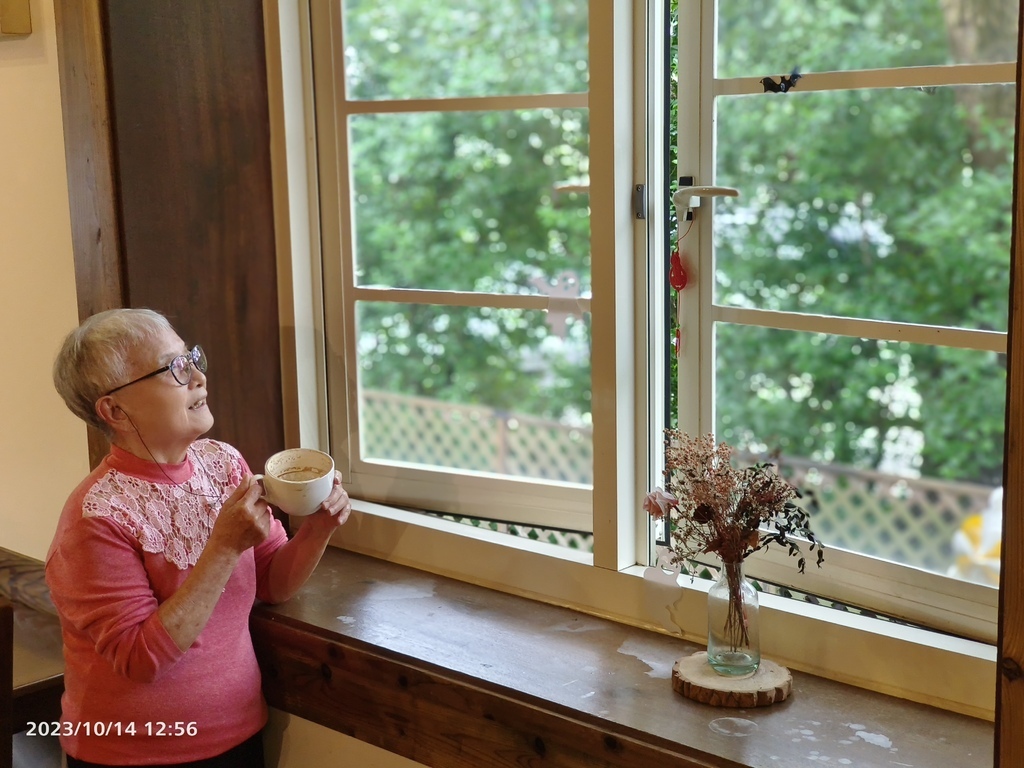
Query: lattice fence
361 390 593 483
769 457 994 573
360 390 995 571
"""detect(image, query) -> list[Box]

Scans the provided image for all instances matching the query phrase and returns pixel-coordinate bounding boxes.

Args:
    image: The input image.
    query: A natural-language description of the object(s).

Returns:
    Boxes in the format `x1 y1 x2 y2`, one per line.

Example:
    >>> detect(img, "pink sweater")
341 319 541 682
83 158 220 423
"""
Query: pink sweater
45 440 288 765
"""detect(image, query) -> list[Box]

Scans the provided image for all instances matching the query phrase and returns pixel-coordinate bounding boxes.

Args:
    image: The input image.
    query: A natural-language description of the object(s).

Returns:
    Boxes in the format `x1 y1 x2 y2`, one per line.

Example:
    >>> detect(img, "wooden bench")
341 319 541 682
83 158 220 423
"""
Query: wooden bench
0 549 64 768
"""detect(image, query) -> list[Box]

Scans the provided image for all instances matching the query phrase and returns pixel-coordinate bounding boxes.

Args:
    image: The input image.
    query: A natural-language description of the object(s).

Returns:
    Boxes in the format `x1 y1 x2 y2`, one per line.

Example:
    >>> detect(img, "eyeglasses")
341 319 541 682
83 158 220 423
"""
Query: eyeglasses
105 345 207 395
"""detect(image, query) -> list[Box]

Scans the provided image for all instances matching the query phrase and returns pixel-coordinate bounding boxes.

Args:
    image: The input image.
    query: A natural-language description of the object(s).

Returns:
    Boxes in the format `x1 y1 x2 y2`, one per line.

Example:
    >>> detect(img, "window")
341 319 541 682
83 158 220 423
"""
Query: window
672 0 1016 642
311 0 593 532
271 0 1007 717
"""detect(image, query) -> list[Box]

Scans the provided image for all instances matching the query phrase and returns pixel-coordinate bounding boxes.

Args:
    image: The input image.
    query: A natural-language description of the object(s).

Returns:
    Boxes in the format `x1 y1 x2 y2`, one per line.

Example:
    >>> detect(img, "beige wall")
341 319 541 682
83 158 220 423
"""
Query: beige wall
265 710 423 768
0 0 89 560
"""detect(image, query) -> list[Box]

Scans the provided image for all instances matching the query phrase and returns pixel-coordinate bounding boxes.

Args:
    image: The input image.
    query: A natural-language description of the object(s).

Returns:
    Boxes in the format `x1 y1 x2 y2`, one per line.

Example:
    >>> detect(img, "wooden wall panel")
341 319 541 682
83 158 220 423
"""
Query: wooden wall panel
102 0 284 469
53 0 125 468
996 7 1024 765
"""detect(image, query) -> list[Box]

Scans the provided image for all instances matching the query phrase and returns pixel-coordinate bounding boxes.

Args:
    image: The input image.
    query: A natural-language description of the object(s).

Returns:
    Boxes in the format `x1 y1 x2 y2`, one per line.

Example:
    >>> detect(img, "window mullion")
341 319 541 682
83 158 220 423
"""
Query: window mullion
590 0 639 571
712 306 1008 354
713 61 1017 97
673 0 710 439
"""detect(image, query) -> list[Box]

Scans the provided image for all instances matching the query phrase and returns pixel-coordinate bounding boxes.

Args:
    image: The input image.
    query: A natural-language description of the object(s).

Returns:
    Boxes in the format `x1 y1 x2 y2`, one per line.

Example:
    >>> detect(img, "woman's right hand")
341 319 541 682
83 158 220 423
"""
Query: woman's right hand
157 476 272 652
207 475 272 556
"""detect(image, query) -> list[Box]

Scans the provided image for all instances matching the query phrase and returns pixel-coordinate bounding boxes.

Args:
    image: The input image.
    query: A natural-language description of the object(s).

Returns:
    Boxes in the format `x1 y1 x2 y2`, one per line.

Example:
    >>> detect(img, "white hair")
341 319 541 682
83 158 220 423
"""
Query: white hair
53 308 176 436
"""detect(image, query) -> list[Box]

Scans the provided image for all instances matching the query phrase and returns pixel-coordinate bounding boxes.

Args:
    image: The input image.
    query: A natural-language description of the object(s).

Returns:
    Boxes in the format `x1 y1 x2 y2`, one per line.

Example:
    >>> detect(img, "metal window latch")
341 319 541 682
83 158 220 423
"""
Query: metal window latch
673 177 740 221
633 184 647 220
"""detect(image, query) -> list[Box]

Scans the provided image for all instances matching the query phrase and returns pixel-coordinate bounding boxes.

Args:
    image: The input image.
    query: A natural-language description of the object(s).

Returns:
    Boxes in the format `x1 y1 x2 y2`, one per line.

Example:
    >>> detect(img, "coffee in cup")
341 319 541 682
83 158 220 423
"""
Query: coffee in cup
254 448 336 517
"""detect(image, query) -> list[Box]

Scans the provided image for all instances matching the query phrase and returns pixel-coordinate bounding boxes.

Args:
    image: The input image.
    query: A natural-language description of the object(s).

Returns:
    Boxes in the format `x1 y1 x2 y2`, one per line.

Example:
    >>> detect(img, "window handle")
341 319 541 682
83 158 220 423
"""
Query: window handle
673 184 740 221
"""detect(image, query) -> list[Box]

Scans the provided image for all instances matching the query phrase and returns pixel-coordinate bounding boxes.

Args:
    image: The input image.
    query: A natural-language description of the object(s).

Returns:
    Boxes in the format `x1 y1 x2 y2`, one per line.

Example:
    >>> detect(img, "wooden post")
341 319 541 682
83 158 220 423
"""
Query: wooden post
996 5 1024 764
53 0 124 470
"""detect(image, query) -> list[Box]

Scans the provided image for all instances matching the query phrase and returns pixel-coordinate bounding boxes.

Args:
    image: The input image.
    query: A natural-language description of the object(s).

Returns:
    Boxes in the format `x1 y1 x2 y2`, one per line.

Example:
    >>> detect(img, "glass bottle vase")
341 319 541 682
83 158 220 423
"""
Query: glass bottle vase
706 561 761 677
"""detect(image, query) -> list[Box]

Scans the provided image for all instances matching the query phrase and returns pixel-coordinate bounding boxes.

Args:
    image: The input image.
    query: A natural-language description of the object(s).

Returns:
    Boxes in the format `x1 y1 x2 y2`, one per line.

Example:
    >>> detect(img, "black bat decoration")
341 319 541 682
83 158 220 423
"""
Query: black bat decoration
761 68 802 94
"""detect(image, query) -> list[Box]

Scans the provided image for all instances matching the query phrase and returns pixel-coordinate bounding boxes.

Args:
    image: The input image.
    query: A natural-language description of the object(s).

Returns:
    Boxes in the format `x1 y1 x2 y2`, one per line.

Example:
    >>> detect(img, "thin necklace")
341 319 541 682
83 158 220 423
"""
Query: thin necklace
122 410 218 498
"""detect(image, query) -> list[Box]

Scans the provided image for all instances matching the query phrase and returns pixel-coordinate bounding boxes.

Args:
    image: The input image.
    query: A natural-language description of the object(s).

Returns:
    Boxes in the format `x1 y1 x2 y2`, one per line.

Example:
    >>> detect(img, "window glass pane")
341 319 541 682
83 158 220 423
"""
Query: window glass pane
716 0 1018 77
351 110 591 293
356 301 592 484
342 0 589 100
713 84 1014 330
715 323 1005 579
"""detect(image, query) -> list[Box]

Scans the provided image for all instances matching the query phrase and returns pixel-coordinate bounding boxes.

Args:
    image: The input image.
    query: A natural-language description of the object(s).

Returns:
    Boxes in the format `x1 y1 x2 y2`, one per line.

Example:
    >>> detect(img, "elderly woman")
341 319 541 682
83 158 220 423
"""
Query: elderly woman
47 308 351 768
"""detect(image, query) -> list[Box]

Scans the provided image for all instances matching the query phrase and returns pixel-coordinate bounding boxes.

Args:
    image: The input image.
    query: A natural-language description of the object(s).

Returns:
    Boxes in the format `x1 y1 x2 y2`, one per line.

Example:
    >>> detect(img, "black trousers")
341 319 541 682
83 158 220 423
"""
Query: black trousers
65 730 264 768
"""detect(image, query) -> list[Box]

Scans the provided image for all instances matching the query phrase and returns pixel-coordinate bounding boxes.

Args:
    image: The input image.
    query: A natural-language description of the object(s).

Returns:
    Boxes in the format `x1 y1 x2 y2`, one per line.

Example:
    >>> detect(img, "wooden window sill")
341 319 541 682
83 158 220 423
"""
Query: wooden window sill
251 548 992 768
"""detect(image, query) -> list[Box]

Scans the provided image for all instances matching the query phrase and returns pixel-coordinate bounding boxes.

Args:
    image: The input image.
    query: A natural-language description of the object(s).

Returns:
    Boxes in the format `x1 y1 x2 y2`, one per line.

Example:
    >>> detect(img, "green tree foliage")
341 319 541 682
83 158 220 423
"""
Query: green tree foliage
343 0 591 422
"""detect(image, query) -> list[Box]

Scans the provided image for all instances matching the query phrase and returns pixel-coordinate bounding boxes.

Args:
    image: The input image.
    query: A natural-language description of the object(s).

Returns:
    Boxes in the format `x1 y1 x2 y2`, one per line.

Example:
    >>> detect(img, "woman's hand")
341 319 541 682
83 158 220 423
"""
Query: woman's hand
158 476 272 651
301 472 352 535
261 472 352 603
207 476 272 556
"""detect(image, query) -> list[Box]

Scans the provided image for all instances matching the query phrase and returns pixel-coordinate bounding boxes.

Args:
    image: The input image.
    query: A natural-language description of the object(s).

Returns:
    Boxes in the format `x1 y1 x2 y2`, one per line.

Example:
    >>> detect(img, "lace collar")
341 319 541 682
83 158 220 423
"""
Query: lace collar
81 440 244 570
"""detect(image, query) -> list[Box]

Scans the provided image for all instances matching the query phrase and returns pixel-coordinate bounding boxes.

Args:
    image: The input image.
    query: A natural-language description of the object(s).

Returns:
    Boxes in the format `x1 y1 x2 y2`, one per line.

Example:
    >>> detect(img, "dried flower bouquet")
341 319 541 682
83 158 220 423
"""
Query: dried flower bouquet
644 431 824 653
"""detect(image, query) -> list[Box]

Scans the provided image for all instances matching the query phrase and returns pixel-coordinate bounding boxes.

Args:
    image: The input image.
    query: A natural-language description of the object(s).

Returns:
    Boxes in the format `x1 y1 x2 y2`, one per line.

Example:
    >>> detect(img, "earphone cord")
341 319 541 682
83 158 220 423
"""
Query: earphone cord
121 410 219 498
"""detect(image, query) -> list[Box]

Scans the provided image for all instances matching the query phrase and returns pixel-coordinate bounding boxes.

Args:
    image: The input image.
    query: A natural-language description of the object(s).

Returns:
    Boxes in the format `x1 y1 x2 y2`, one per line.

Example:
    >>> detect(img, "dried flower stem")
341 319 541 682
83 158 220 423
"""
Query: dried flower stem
722 561 748 651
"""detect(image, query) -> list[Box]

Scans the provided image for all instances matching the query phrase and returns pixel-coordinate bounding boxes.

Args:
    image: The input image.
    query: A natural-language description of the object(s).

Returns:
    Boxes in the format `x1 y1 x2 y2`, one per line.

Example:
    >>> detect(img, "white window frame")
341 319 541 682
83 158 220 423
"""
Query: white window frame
673 0 1013 645
264 0 998 721
302 0 596 533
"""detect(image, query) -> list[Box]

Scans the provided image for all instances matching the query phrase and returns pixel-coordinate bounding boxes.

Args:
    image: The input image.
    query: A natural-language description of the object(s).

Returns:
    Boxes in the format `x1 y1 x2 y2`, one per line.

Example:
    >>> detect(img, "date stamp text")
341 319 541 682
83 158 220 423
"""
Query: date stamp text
25 721 199 737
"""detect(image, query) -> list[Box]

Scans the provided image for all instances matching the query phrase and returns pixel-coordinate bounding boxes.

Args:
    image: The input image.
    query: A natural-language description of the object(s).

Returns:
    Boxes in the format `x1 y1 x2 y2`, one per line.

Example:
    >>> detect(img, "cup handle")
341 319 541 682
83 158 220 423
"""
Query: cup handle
252 474 270 502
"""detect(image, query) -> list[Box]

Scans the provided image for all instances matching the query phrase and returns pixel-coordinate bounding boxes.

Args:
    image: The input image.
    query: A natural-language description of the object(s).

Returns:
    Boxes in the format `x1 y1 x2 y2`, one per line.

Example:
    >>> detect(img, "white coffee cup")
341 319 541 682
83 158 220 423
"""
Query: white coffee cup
253 448 336 517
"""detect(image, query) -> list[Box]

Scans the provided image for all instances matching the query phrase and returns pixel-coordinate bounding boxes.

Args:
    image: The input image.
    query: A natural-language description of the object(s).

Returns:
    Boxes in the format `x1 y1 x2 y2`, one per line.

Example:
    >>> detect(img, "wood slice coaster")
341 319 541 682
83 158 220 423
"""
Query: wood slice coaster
672 652 792 708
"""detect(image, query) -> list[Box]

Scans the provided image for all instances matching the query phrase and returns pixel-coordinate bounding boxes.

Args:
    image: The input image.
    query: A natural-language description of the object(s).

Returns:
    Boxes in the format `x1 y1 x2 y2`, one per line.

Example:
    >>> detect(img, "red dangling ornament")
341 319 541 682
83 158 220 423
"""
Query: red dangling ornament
669 249 688 291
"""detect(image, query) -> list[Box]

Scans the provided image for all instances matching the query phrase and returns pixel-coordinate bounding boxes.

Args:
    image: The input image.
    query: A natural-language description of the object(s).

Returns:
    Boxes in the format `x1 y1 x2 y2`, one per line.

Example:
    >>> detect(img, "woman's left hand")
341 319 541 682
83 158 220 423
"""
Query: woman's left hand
304 472 352 532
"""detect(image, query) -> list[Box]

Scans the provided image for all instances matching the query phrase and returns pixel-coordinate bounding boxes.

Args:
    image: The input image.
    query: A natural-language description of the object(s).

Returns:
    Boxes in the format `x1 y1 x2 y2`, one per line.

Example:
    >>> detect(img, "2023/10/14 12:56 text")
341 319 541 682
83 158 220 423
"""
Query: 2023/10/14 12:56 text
23 720 200 737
